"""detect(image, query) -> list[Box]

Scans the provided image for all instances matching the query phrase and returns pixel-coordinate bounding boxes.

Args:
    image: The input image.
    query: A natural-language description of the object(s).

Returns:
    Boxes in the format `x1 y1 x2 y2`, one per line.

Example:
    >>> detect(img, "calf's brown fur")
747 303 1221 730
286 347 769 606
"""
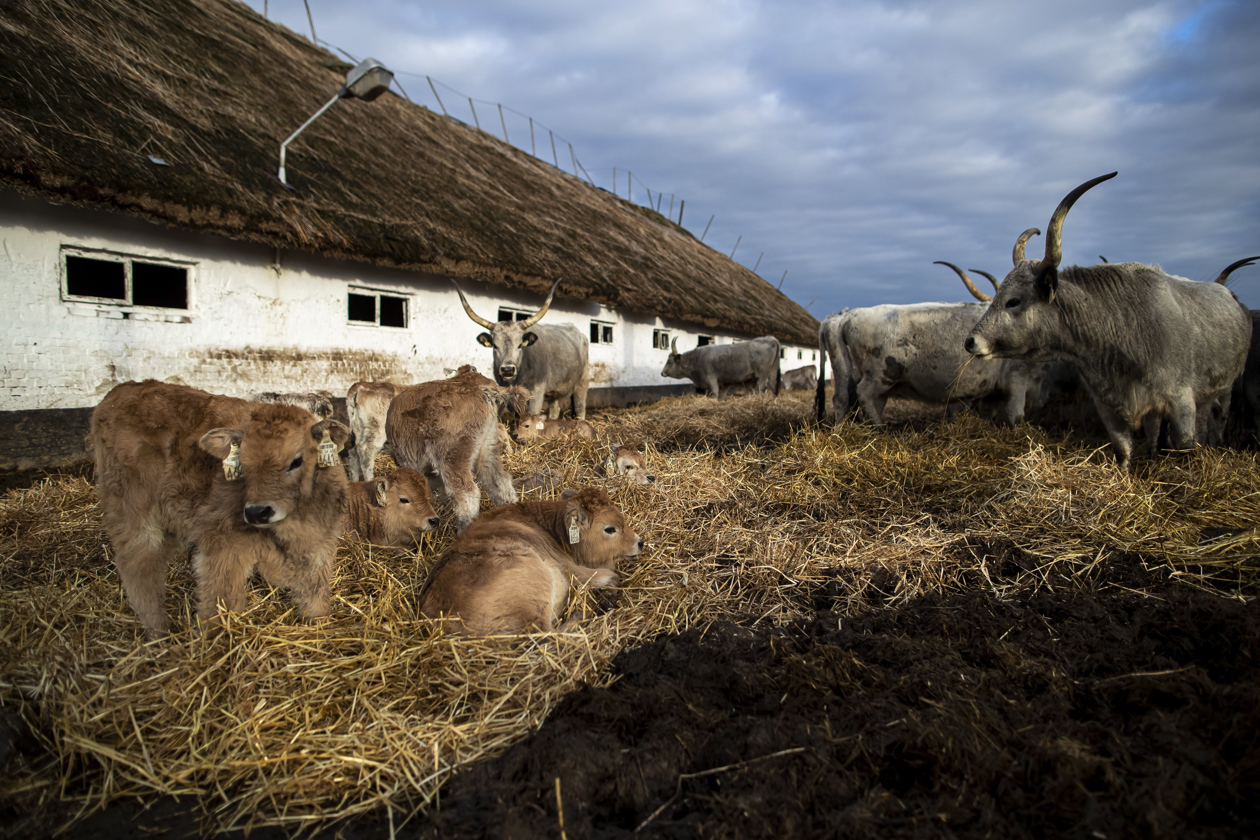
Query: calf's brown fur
387 366 529 531
511 414 597 443
90 380 352 639
418 487 642 634
346 380 404 482
344 468 439 547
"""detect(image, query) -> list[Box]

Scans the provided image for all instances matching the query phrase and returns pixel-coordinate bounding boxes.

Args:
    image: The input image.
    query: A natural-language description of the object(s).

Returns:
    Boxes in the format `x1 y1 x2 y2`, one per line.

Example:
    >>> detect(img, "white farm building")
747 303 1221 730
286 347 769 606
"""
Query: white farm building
0 0 819 470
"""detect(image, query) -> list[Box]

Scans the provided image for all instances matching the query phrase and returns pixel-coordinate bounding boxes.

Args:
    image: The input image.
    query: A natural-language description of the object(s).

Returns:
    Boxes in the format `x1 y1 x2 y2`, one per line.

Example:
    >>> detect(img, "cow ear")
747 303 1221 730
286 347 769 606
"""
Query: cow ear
477 333 494 348
312 419 352 450
373 478 390 507
521 332 539 347
199 428 242 460
563 497 588 543
1034 264 1059 304
560 488 579 500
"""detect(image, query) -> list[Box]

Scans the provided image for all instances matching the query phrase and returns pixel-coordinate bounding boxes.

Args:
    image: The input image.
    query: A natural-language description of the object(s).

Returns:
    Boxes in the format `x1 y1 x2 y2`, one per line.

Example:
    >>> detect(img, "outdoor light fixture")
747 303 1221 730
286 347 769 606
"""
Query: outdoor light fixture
276 56 395 187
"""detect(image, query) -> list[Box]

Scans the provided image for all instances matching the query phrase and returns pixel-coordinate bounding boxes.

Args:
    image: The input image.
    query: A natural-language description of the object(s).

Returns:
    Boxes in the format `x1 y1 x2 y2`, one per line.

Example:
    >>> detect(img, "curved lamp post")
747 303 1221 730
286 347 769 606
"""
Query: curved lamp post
277 57 394 187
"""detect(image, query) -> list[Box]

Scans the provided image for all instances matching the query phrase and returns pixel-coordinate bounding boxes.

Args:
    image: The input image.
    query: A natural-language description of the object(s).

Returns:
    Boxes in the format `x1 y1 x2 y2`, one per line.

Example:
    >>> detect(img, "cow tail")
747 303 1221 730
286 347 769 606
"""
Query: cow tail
814 326 827 422
775 355 782 397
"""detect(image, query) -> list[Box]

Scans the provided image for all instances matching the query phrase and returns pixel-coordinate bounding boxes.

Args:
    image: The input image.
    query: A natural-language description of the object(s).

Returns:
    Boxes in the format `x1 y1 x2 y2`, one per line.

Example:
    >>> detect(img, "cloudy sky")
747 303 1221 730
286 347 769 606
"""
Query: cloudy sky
245 0 1260 318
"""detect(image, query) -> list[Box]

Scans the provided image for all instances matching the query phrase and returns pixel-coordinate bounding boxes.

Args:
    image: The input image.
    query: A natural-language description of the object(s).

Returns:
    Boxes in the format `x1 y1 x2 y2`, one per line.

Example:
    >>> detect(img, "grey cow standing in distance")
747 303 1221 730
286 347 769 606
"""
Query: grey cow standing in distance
661 335 781 397
453 279 589 420
965 171 1255 470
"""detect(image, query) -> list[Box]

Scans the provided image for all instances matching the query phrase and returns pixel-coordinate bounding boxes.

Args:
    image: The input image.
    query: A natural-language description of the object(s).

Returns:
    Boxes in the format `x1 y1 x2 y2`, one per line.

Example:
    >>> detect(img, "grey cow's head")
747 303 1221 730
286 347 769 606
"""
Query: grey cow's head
453 280 560 384
965 173 1117 361
660 337 688 380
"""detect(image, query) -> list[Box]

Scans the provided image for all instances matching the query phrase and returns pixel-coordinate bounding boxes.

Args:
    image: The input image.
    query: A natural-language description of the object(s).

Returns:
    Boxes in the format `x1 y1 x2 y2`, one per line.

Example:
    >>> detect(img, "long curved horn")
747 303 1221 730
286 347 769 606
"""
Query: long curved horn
670 336 678 354
1099 255 1108 263
934 261 991 302
1012 228 1041 264
1215 256 1260 286
970 269 1000 294
1042 172 1118 272
451 281 495 329
520 279 562 329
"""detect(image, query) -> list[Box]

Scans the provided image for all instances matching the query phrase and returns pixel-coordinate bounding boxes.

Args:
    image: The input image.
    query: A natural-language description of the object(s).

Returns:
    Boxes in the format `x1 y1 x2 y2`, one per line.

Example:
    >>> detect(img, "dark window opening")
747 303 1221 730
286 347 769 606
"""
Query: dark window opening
348 293 376 322
66 256 125 300
653 329 671 350
697 335 714 346
602 325 614 344
590 322 600 343
498 308 530 323
132 262 188 309
379 295 406 328
591 322 614 345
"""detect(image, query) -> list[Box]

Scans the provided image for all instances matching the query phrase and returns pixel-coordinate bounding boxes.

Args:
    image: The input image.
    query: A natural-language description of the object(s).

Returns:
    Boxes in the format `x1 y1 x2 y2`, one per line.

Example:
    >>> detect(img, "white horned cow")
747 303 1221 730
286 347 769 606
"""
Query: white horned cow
454 279 590 420
345 380 404 482
815 240 1045 427
660 335 781 397
418 487 642 634
965 172 1255 469
386 365 528 531
90 380 352 639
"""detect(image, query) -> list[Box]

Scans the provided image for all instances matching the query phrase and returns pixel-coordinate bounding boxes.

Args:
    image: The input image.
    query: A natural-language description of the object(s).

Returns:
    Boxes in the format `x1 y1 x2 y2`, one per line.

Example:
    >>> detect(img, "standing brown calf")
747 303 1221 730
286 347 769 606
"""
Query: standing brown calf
511 414 597 443
418 487 642 634
346 380 404 482
344 468 440 547
387 366 529 531
90 380 352 639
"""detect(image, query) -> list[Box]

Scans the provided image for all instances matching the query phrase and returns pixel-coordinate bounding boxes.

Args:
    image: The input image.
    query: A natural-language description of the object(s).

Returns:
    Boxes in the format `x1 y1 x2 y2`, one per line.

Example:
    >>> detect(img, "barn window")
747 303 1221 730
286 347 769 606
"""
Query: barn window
591 320 614 345
498 307 531 323
697 335 714 346
348 287 408 328
779 348 785 359
812 351 817 361
798 349 803 360
652 329 671 350
62 249 190 310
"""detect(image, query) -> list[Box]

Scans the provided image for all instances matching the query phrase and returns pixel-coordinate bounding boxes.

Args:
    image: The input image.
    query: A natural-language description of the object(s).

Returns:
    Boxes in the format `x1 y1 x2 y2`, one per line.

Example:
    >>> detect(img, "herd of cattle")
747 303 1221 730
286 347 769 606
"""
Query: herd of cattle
817 172 1259 469
85 171 1255 640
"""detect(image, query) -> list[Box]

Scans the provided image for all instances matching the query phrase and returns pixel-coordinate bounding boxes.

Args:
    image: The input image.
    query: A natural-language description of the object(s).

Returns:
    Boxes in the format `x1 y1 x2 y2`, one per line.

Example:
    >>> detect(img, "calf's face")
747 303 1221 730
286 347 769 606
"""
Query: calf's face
512 413 548 442
563 488 644 569
372 468 440 545
200 408 352 527
608 445 655 485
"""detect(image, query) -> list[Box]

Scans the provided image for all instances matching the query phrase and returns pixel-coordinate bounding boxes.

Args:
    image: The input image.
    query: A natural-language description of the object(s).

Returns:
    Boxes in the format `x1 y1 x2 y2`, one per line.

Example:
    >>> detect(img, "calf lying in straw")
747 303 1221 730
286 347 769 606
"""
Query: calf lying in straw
387 365 529 531
344 468 440 547
511 414 597 443
513 443 656 494
418 487 643 634
91 380 352 639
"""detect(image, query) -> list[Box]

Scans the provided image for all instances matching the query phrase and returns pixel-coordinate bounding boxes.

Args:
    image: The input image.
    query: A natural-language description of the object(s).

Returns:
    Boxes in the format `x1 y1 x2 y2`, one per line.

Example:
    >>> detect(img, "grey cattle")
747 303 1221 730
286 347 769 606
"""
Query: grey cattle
814 258 1045 427
660 336 781 397
454 279 589 420
965 172 1254 469
781 364 818 391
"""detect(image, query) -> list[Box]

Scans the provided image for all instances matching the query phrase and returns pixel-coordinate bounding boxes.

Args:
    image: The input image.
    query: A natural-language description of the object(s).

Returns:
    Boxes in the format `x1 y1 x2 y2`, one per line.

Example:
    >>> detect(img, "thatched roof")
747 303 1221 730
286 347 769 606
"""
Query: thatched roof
0 0 819 345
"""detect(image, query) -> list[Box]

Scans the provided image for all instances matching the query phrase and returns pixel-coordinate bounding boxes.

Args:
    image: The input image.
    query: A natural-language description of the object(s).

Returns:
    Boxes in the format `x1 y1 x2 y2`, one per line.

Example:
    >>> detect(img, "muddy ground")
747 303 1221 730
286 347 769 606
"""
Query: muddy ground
23 555 1258 840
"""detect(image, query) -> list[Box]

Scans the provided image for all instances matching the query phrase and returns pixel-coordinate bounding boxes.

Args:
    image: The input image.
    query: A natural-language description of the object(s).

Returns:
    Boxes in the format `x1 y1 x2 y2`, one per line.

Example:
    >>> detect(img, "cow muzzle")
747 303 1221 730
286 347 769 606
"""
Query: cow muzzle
964 335 990 358
498 364 517 380
244 503 286 527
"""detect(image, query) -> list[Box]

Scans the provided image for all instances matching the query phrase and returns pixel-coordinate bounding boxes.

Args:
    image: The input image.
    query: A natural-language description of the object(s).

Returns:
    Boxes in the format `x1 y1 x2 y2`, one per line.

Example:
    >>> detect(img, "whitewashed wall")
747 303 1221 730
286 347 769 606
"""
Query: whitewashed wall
1 192 802 411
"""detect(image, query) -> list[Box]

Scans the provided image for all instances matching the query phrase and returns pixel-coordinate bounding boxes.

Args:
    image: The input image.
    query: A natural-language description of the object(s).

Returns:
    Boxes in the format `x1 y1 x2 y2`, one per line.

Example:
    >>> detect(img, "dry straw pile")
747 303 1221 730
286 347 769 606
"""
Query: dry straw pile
2 390 1257 833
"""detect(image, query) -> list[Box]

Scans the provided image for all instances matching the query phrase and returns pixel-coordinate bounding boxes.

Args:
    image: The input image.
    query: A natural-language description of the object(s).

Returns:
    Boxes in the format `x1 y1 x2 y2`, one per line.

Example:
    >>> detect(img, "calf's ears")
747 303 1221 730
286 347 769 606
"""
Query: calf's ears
200 428 243 460
312 419 353 468
373 478 390 506
563 496 589 544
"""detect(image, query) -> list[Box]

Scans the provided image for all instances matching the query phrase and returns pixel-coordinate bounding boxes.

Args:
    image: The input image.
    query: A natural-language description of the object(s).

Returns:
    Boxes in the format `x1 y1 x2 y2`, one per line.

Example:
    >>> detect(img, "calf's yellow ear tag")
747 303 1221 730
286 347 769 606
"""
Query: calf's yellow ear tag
568 522 581 544
222 442 243 481
536 420 545 430
317 430 339 468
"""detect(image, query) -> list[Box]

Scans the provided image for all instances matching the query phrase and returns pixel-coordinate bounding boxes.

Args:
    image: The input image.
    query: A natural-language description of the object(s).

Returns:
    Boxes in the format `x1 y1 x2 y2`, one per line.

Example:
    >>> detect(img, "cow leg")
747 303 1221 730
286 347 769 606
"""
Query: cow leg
1094 401 1136 470
566 562 618 588
547 397 562 420
256 547 333 623
574 379 589 421
109 516 176 638
855 378 888 425
1168 392 1198 452
706 376 722 399
351 426 385 482
475 437 518 507
440 448 482 531
1142 412 1164 457
192 544 253 625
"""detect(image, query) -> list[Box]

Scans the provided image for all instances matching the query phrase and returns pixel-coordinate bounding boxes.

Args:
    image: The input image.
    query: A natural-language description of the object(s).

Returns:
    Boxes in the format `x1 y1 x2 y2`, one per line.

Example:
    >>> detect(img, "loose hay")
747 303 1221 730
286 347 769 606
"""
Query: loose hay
1 390 1257 834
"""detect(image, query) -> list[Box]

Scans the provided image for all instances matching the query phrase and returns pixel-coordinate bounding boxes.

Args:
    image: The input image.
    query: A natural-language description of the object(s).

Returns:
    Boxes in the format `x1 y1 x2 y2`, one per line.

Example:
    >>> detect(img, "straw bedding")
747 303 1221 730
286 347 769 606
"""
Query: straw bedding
1 391 1257 836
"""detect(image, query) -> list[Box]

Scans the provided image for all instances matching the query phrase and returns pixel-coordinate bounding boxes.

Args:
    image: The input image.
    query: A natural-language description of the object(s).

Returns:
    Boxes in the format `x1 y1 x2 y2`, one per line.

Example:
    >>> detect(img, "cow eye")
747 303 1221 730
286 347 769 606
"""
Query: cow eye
399 496 410 504
288 455 303 471
604 525 618 535
1005 298 1021 309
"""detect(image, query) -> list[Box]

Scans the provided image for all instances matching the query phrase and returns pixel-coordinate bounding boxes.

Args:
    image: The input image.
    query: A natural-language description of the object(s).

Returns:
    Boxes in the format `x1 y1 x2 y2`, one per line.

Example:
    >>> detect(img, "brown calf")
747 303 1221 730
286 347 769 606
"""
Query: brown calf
344 467 440 547
418 487 642 634
386 366 529 531
90 380 352 639
603 444 656 485
346 380 404 482
511 414 597 443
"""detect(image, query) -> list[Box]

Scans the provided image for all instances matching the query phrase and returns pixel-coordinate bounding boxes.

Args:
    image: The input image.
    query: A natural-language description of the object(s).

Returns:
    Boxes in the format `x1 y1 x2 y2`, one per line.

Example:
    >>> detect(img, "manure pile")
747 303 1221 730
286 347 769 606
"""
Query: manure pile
1 391 1257 838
